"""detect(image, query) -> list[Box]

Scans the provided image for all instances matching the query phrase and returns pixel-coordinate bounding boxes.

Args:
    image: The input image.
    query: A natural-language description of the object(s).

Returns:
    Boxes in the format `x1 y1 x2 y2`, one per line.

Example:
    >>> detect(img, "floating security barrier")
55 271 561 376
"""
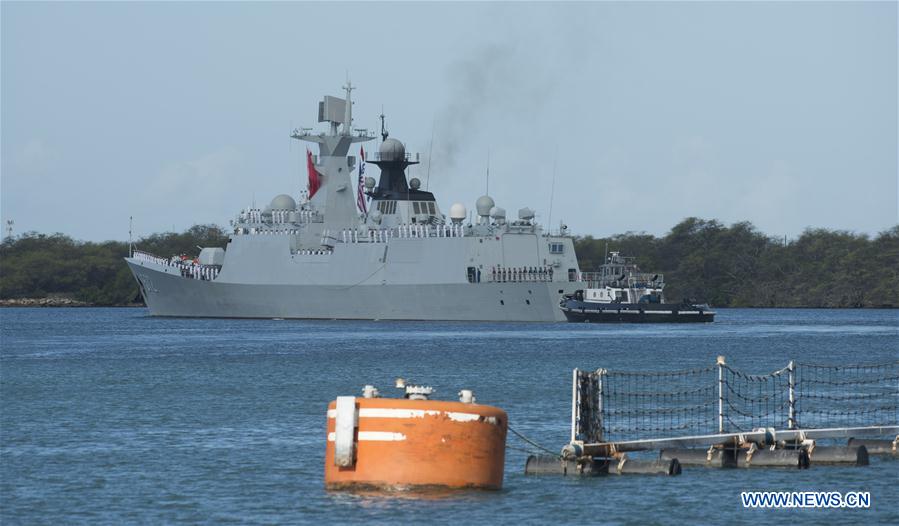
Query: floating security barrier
848 437 898 455
660 448 731 468
734 448 810 469
324 382 507 490
525 455 681 476
659 447 810 469
806 445 869 466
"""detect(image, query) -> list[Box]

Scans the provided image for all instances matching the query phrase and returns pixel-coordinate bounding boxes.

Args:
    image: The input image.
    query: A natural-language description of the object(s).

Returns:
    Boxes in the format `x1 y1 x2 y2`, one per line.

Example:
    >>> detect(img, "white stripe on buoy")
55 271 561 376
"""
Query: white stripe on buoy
327 431 407 442
326 408 500 425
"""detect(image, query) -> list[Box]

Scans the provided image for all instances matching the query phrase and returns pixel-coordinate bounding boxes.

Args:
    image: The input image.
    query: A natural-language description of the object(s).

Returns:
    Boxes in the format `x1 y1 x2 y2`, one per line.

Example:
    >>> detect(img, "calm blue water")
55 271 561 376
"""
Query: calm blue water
1 308 897 524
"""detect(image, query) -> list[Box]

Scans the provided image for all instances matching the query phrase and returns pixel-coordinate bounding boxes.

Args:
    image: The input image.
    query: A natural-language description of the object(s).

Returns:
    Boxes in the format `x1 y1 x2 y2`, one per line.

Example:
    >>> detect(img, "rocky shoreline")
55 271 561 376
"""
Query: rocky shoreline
0 298 144 308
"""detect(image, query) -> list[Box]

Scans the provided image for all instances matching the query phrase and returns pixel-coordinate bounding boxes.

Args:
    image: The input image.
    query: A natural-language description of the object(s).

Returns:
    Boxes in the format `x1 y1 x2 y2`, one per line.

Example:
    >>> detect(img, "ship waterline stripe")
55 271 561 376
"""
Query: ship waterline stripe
327 431 407 442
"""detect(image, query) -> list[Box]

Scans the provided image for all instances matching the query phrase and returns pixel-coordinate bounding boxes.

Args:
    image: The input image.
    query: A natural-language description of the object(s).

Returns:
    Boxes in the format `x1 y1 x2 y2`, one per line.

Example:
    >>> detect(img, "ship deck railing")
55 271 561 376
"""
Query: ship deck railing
337 224 466 244
578 271 664 289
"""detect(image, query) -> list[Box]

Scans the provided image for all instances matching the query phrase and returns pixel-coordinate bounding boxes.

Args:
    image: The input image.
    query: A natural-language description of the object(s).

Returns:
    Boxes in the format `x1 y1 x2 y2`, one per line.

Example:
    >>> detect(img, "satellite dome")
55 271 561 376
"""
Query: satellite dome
489 206 506 219
449 203 467 221
475 195 495 217
379 138 405 161
270 194 297 210
364 176 376 189
409 178 421 190
518 207 535 221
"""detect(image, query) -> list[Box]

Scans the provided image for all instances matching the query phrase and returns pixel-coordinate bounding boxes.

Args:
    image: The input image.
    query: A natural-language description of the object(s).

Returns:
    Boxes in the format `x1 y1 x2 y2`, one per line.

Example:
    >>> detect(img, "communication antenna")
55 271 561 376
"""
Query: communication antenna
379 107 388 141
129 216 133 257
486 148 490 195
4 220 14 240
425 118 435 190
548 148 558 229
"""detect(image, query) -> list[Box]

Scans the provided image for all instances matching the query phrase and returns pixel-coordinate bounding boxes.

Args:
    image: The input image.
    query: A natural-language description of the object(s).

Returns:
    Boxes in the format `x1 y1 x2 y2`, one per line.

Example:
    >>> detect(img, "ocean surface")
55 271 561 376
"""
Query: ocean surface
1 308 897 525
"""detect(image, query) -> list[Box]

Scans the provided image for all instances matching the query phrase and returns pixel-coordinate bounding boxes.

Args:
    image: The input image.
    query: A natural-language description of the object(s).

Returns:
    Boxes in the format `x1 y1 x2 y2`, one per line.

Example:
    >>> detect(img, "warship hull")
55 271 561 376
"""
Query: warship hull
127 259 577 322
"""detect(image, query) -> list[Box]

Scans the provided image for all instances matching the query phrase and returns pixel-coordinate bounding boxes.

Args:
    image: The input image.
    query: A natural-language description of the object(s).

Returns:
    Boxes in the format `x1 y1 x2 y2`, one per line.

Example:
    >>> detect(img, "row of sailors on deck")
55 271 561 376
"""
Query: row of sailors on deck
491 265 554 282
240 209 318 224
236 227 302 235
180 265 219 281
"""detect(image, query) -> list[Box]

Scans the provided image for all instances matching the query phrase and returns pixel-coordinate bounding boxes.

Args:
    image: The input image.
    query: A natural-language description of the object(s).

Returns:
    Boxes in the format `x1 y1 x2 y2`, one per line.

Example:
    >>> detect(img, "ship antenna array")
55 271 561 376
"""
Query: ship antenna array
548 147 557 230
379 107 388 141
486 148 490 195
128 216 133 257
426 118 435 190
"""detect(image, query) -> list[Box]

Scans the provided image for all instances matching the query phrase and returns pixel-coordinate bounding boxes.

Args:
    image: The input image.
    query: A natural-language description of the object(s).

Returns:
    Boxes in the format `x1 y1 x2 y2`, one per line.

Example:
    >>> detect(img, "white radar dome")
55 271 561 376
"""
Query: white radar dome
518 207 535 221
489 206 506 219
449 203 467 222
379 138 406 161
409 177 421 190
475 195 495 217
364 177 376 189
270 194 297 210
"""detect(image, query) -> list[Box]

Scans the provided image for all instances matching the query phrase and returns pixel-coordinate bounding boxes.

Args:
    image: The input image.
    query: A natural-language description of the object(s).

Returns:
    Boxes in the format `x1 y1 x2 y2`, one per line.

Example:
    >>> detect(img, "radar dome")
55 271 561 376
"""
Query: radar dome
379 138 405 161
518 207 535 221
409 178 421 190
449 203 467 223
475 195 495 217
270 194 297 210
364 177 376 189
489 206 506 219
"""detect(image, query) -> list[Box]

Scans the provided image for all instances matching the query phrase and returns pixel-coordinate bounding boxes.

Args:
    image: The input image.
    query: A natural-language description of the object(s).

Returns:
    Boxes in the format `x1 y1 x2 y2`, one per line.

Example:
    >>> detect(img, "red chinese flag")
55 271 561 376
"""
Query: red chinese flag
307 149 321 198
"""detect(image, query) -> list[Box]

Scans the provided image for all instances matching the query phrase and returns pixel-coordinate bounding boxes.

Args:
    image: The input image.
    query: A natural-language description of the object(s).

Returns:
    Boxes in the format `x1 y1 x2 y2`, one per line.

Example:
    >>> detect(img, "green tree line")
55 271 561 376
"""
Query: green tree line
0 219 896 307
575 218 898 308
0 225 229 305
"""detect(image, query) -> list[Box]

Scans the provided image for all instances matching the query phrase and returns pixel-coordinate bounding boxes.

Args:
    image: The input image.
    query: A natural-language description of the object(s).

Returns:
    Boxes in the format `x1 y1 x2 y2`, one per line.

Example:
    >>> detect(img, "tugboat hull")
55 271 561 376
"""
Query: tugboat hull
560 301 714 323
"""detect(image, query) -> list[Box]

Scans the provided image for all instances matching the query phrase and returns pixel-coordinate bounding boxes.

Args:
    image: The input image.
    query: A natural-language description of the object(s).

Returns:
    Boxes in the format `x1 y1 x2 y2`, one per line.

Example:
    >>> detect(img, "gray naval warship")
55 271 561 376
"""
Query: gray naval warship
125 83 582 321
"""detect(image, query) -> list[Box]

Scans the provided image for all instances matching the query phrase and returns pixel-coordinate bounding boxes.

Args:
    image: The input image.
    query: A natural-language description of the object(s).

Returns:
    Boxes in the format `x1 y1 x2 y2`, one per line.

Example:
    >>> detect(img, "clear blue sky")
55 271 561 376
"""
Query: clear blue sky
2 1 896 241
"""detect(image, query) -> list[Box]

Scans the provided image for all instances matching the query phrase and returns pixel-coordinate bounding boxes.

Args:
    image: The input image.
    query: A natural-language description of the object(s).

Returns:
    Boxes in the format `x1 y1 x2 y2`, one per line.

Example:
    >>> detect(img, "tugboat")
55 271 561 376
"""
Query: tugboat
560 252 714 323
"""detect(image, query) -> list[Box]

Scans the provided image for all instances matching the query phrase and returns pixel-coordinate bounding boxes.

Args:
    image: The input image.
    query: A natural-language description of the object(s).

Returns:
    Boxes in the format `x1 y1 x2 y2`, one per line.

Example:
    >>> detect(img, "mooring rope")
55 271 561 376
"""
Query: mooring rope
507 424 561 458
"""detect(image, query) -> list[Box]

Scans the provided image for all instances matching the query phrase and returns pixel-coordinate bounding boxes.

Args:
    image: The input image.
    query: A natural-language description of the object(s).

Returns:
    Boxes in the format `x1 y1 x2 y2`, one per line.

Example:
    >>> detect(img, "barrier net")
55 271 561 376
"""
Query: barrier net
574 359 899 443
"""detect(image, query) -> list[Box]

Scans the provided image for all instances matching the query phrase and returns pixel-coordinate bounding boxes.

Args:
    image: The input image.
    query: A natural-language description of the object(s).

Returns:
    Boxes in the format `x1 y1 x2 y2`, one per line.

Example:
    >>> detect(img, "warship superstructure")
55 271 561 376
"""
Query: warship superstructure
125 83 582 321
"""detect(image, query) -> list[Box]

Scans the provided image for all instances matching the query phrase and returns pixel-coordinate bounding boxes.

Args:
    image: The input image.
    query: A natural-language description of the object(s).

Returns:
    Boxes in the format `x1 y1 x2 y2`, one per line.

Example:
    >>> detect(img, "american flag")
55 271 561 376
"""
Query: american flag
357 146 368 214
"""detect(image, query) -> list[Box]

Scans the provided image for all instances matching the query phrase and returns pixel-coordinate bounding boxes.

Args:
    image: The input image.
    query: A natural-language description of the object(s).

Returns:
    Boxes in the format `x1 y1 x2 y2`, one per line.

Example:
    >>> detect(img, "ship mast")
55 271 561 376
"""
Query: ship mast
342 79 354 136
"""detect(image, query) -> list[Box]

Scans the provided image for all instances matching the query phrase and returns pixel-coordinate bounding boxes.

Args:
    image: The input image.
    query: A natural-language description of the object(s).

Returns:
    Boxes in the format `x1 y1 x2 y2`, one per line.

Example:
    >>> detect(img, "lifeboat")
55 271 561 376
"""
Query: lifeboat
324 382 507 490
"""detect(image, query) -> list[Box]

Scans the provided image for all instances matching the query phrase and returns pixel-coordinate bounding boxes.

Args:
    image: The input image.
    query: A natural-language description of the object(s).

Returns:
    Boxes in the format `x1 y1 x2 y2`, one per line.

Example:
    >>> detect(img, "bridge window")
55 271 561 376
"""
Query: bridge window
377 200 397 214
549 242 564 254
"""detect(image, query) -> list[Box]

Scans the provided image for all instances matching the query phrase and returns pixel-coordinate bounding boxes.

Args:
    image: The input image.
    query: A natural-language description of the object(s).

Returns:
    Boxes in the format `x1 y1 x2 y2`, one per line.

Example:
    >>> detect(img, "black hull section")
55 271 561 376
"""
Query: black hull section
560 301 714 323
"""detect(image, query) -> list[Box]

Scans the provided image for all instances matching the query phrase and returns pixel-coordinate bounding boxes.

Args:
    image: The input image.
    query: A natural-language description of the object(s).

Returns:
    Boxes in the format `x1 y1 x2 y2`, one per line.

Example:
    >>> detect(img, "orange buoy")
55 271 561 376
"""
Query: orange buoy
324 384 507 490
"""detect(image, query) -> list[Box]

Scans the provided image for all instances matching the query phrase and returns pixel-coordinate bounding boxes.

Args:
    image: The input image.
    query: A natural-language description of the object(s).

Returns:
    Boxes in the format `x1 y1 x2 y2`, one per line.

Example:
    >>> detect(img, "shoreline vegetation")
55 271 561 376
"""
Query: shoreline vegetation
0 219 896 309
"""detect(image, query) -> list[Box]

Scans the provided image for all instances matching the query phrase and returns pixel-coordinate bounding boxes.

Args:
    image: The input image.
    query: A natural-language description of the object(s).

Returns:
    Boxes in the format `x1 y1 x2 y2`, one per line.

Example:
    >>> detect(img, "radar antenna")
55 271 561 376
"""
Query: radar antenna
129 216 133 257
342 77 355 136
379 107 389 141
